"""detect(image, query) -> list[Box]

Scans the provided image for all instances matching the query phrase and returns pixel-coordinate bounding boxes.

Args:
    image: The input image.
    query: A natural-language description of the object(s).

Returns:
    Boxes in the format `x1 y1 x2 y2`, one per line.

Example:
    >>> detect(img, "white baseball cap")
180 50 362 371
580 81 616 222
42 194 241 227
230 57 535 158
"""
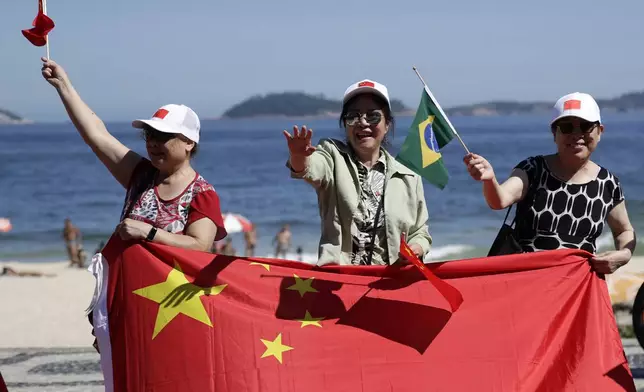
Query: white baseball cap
343 79 391 109
551 92 601 126
132 104 201 144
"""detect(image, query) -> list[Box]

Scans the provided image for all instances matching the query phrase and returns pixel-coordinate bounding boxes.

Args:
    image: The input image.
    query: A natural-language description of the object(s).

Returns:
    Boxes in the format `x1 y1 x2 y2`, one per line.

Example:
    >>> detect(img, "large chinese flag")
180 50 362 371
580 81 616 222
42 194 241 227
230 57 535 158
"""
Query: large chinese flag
89 236 635 391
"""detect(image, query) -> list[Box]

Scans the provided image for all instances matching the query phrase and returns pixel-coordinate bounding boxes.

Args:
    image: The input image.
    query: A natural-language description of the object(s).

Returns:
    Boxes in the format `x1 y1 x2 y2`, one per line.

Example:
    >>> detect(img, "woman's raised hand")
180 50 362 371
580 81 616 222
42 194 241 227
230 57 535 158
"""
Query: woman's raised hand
283 125 316 157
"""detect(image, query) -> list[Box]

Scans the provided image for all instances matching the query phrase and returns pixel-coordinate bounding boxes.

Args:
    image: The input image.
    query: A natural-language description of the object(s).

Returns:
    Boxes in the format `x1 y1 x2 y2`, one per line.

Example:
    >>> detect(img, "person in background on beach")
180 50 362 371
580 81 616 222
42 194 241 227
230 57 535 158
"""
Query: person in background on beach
62 218 82 268
77 244 88 268
94 241 105 255
464 92 636 273
284 80 431 266
296 246 303 261
221 238 236 256
212 240 224 253
1 266 56 278
273 224 291 259
42 58 227 251
244 224 257 257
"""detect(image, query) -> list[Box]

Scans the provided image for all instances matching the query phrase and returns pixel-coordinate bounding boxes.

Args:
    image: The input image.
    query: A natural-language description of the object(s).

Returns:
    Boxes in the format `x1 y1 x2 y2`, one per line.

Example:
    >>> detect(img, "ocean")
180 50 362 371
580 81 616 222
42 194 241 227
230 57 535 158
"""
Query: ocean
1 113 643 263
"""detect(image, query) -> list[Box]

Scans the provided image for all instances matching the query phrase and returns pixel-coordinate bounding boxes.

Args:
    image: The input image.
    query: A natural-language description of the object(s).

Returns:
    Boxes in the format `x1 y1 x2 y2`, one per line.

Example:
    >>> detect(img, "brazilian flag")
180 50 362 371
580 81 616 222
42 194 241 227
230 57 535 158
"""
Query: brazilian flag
396 87 455 189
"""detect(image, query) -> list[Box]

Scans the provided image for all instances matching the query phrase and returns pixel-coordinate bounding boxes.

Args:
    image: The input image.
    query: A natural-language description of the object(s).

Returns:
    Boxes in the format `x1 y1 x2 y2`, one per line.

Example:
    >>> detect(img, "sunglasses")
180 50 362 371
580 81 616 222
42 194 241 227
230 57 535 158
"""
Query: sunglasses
555 121 599 135
343 110 383 127
141 127 177 143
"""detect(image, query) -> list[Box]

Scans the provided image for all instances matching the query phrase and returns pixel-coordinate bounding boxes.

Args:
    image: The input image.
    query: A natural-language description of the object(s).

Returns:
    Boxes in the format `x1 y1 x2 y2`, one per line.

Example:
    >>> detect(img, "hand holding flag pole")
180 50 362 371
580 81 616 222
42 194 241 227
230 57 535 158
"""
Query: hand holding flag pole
412 66 470 154
22 0 54 59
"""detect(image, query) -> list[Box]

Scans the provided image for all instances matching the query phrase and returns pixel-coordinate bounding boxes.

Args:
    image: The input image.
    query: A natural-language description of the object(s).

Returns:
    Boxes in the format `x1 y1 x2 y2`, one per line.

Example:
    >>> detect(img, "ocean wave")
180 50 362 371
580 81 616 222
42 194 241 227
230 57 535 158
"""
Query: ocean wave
426 244 477 261
596 232 644 256
258 252 318 265
596 233 614 251
258 245 478 265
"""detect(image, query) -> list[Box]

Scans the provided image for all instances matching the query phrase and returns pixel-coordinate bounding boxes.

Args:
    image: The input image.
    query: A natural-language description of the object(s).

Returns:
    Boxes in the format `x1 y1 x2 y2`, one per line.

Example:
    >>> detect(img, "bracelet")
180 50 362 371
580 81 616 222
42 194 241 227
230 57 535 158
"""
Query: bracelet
146 227 157 241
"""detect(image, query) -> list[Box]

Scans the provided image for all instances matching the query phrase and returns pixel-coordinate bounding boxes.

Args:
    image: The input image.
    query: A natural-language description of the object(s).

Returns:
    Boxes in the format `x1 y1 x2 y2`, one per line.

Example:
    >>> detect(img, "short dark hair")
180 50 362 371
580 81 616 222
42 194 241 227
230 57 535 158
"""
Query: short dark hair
189 143 199 157
338 94 395 146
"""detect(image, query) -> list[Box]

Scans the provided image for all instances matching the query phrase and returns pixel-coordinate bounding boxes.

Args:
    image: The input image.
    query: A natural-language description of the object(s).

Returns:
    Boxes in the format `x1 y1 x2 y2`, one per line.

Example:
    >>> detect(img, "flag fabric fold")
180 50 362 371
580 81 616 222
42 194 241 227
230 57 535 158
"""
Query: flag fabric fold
399 234 463 312
396 86 456 189
92 236 635 391
22 0 54 47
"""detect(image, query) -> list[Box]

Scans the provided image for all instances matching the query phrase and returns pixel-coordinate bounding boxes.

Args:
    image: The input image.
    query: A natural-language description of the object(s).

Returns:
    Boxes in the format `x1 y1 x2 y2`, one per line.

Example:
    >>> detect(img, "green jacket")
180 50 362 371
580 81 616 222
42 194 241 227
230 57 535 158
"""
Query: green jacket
289 138 432 265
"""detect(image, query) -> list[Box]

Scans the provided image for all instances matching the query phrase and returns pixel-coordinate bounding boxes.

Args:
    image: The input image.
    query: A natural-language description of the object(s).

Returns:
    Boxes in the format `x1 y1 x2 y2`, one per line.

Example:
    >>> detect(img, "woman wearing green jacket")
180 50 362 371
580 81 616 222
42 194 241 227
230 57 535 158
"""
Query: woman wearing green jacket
284 79 432 266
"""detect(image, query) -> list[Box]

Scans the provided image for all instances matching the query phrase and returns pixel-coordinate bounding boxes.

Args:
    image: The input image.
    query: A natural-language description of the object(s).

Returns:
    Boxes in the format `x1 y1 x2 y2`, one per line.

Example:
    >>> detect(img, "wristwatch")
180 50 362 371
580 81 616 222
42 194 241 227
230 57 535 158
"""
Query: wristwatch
146 227 157 241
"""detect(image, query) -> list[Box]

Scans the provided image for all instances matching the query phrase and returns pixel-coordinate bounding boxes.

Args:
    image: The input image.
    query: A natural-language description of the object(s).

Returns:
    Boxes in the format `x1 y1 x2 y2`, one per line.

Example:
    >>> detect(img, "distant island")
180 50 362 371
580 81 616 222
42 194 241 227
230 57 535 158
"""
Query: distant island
221 92 409 119
3 90 643 124
0 109 32 125
445 90 644 116
222 90 644 119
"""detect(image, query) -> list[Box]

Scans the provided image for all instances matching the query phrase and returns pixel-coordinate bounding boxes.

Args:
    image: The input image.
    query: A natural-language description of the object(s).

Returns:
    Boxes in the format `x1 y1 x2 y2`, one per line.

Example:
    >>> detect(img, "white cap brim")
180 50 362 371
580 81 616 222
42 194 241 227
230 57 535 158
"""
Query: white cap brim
343 87 391 109
550 111 601 126
132 118 198 143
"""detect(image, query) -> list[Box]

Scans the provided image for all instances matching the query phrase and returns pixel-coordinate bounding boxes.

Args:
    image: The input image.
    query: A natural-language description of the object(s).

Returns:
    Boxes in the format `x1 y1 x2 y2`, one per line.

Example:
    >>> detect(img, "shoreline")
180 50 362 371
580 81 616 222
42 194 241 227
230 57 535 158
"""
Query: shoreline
4 108 643 125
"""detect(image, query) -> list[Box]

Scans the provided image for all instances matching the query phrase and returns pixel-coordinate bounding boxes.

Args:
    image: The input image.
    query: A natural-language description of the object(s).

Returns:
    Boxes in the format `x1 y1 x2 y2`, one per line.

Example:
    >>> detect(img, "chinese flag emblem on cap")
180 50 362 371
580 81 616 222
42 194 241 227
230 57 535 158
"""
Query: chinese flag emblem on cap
358 81 375 88
563 100 581 110
153 109 169 119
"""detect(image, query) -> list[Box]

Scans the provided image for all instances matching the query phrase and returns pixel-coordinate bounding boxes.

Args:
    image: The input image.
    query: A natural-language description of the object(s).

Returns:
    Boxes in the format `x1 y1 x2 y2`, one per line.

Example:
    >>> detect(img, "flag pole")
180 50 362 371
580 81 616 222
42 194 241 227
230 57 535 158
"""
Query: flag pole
412 66 470 154
43 0 50 59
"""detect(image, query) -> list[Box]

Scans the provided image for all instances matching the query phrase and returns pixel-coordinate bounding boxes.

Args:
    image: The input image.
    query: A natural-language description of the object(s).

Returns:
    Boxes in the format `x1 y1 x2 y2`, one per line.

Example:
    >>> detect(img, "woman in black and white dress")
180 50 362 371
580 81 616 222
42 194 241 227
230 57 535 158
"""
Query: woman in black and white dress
463 92 636 274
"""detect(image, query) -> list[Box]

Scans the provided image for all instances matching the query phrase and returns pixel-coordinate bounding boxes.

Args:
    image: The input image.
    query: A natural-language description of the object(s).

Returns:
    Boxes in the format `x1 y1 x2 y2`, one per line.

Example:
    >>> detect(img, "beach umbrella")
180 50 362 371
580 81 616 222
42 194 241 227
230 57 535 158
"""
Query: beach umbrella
0 218 11 233
222 213 253 234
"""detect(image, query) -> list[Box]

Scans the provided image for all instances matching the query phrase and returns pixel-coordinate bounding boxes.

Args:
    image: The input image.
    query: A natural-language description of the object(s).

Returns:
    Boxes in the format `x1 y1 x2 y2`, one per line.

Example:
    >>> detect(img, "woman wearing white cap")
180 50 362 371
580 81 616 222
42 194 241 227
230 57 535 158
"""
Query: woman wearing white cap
284 79 431 266
464 92 636 273
41 58 227 251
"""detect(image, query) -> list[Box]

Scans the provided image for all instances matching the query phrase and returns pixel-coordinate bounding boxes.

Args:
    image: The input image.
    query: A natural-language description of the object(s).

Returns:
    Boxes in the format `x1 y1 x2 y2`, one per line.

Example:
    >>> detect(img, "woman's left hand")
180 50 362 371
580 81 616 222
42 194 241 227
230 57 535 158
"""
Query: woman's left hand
589 250 632 274
116 218 152 241
398 243 424 263
409 244 424 259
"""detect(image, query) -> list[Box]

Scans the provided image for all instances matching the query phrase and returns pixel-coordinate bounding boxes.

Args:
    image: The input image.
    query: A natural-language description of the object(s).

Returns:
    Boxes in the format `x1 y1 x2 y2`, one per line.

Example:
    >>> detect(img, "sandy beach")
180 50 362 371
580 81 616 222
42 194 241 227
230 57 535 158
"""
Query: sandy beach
1 255 644 350
0 261 96 348
606 255 644 308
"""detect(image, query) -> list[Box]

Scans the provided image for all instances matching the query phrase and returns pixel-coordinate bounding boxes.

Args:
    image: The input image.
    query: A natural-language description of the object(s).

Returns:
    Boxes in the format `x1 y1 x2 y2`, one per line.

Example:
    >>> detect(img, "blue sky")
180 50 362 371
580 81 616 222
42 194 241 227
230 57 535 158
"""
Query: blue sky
1 0 642 122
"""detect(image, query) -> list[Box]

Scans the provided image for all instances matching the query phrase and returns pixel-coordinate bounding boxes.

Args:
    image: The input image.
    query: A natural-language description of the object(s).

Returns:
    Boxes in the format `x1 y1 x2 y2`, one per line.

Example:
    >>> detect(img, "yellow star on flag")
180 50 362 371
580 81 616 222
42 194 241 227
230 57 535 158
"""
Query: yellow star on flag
297 310 324 328
250 262 270 271
287 274 318 298
260 333 294 364
133 261 227 339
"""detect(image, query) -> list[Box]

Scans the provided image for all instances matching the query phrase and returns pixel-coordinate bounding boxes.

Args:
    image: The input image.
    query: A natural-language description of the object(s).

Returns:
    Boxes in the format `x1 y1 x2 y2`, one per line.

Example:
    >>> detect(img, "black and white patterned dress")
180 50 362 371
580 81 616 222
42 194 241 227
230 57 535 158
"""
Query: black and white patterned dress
514 156 624 254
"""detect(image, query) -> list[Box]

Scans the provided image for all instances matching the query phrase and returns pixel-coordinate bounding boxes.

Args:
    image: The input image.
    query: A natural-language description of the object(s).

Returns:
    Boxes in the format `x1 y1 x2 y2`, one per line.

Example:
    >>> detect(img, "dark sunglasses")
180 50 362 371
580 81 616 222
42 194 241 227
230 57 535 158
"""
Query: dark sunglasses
343 110 383 127
554 121 599 135
141 127 177 143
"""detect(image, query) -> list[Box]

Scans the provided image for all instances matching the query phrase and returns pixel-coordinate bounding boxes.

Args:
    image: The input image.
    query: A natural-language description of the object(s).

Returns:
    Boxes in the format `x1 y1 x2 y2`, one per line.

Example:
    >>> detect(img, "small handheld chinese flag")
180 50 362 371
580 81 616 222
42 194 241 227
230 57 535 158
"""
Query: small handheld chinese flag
399 234 464 312
22 0 55 48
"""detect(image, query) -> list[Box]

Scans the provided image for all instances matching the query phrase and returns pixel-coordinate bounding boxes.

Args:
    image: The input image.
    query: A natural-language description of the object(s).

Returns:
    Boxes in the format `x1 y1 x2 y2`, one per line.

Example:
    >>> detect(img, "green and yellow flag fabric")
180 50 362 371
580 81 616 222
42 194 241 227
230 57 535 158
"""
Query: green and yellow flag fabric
396 86 456 189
